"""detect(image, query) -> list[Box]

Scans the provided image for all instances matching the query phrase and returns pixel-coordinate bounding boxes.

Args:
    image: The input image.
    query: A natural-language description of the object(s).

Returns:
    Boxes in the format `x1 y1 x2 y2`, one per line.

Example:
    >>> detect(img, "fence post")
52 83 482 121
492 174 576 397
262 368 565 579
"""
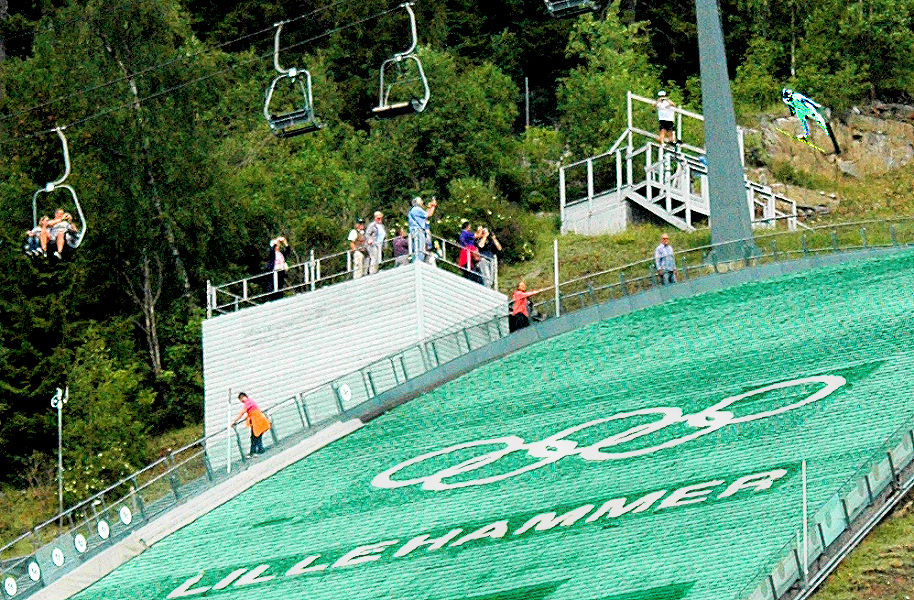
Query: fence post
131 476 147 521
619 272 628 296
553 239 560 318
891 225 898 246
310 249 316 291
801 234 808 255
860 227 868 249
831 230 839 250
771 240 779 262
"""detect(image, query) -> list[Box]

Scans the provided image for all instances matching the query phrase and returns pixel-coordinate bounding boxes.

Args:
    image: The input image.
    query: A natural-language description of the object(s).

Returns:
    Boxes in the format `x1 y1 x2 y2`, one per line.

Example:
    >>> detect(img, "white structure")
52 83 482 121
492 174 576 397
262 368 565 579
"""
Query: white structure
202 261 507 456
559 91 806 235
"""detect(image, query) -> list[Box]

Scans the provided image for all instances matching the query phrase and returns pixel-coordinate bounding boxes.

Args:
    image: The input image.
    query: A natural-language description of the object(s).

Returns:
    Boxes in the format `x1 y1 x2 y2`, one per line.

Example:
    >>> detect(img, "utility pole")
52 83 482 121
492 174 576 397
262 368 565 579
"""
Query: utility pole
51 387 68 521
695 0 755 260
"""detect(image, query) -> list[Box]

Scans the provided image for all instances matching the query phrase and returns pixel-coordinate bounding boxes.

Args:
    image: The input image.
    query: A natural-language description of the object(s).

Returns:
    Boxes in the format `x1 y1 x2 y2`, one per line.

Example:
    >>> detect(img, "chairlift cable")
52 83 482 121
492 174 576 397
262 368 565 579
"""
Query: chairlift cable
0 2 408 144
0 0 364 126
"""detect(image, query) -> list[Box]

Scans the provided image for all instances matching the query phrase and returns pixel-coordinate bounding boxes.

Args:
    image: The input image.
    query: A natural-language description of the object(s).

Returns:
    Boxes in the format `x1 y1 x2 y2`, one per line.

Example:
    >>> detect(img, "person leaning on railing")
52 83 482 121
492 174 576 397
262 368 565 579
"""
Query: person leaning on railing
232 392 271 459
510 281 544 332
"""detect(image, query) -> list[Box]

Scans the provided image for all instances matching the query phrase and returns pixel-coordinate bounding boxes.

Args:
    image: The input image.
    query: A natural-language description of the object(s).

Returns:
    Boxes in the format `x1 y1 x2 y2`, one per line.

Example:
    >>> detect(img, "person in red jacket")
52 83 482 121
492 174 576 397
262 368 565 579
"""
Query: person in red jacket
510 281 544 332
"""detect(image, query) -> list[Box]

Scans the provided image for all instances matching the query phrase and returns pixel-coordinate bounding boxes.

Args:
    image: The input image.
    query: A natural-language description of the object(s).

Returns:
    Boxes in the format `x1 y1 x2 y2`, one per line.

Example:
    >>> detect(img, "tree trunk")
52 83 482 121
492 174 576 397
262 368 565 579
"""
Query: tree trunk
123 254 164 378
96 30 196 308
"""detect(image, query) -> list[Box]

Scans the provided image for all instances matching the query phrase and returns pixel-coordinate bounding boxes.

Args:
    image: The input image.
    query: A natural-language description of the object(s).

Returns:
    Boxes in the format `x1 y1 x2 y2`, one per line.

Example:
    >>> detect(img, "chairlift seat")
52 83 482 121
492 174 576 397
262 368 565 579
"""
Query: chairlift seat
263 24 323 139
372 99 424 119
371 4 430 121
545 0 598 18
268 109 324 137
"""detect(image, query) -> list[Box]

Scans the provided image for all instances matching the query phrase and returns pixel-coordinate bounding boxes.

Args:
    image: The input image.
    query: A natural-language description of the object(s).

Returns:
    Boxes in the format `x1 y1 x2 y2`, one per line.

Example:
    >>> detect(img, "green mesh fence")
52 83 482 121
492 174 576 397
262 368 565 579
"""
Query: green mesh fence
48 250 914 600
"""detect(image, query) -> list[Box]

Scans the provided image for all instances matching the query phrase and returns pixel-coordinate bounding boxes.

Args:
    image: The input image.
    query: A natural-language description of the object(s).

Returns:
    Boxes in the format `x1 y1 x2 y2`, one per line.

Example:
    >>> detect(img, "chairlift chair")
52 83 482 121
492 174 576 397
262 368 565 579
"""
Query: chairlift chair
29 127 87 254
544 0 599 18
263 22 323 138
372 3 430 119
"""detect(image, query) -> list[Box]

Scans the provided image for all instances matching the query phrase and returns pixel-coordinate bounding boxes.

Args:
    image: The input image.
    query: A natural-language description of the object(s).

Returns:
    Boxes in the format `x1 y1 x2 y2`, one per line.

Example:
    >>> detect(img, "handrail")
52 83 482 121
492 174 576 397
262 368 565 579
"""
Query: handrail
5 217 914 600
736 408 914 600
207 232 498 317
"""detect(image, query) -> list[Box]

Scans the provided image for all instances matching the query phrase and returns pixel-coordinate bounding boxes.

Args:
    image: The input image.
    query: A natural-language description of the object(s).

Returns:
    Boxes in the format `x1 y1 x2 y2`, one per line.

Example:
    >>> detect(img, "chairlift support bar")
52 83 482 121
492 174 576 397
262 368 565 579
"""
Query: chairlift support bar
544 0 599 18
31 127 87 249
372 2 430 118
263 21 323 138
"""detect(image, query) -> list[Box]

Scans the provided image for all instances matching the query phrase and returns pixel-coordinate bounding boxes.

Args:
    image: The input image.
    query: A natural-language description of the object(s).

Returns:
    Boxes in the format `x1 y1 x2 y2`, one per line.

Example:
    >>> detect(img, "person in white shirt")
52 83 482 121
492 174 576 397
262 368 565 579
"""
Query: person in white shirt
654 233 677 285
365 211 387 275
652 91 677 147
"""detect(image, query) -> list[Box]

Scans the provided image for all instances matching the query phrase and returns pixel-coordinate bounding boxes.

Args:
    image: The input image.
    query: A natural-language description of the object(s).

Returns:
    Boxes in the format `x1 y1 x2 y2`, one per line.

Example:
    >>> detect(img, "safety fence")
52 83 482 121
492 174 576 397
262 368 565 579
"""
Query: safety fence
4 217 914 599
533 217 914 318
737 412 914 600
206 233 498 317
0 305 511 599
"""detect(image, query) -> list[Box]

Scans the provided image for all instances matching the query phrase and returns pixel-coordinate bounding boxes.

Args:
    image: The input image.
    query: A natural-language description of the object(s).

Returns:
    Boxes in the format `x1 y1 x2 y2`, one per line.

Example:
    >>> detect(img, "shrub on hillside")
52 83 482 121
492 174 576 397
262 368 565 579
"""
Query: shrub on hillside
434 178 535 263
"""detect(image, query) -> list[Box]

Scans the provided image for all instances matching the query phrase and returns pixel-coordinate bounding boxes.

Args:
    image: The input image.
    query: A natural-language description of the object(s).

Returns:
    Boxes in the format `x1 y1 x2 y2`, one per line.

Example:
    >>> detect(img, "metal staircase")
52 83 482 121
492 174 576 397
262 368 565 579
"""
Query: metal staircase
560 92 808 235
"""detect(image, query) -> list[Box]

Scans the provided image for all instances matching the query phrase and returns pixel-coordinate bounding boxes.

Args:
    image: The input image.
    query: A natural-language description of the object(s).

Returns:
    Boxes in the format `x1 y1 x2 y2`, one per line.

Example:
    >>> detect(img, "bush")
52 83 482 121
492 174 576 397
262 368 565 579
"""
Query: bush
434 178 536 263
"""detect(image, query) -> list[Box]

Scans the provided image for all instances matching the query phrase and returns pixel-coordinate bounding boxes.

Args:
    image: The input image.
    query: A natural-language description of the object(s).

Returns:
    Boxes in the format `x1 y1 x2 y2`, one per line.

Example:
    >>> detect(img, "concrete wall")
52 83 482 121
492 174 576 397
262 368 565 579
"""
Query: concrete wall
562 193 631 235
201 261 507 453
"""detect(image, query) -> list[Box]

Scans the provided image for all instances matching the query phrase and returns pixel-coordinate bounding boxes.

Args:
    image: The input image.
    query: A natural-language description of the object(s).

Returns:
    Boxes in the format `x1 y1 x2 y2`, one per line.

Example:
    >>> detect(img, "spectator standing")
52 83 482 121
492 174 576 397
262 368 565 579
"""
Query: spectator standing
365 211 387 275
654 233 677 285
510 281 544 332
392 228 410 266
407 196 437 263
652 91 678 147
457 221 481 282
264 236 289 299
348 218 368 279
232 392 271 458
476 226 502 288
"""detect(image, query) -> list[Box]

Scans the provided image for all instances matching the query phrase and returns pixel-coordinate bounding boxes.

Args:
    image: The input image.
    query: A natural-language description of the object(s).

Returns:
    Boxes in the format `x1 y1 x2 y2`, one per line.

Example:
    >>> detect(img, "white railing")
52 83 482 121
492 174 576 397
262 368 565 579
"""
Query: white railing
206 233 498 317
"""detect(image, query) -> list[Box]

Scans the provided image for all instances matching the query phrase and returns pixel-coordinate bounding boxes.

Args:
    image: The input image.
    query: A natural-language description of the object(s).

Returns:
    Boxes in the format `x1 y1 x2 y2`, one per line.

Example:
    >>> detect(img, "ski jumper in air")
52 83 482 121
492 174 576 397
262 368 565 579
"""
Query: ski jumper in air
780 88 841 154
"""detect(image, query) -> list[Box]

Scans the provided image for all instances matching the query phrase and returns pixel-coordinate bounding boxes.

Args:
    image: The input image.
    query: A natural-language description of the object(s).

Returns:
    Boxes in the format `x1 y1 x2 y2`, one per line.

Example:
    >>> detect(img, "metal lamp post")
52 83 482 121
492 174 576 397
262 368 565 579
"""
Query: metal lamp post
50 387 68 520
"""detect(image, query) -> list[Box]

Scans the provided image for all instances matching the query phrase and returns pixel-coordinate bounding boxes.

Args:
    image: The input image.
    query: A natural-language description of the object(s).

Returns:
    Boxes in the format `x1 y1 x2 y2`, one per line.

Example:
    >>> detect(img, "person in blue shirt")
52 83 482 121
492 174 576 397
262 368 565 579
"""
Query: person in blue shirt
407 196 437 263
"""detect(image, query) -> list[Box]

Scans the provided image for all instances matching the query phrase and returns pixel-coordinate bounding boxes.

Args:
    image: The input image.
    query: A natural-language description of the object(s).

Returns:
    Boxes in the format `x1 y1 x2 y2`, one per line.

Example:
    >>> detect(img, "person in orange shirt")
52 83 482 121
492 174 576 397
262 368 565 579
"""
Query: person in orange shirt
232 392 271 458
510 281 544 332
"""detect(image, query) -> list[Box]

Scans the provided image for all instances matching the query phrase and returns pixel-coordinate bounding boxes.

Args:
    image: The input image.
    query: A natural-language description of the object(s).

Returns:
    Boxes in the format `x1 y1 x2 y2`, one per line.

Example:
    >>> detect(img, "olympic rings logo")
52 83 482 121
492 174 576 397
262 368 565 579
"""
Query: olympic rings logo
371 376 846 491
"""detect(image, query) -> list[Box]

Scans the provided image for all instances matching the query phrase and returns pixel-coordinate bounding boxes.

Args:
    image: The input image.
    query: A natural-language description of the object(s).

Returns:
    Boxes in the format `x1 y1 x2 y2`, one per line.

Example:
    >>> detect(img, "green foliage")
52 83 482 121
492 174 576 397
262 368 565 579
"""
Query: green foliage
557 8 660 158
770 160 835 189
438 177 536 263
732 37 784 112
516 126 565 211
62 325 151 504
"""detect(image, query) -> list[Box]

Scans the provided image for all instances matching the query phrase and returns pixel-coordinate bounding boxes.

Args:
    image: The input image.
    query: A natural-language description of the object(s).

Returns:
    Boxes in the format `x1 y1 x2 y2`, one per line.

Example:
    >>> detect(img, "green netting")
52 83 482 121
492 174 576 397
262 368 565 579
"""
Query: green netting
71 251 914 600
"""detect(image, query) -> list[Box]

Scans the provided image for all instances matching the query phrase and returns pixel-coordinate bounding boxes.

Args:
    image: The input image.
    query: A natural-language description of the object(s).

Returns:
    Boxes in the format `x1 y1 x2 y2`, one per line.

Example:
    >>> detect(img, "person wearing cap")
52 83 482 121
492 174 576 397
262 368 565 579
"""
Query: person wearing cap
654 233 677 285
652 91 678 147
365 211 387 275
347 217 368 279
407 196 437 263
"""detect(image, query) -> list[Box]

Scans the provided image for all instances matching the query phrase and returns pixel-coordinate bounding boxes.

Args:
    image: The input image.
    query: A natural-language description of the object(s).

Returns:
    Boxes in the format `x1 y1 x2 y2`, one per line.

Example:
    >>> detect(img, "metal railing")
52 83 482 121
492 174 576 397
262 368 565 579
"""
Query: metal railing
736 411 914 600
0 305 512 599
206 233 498 317
5 217 914 599
533 218 914 317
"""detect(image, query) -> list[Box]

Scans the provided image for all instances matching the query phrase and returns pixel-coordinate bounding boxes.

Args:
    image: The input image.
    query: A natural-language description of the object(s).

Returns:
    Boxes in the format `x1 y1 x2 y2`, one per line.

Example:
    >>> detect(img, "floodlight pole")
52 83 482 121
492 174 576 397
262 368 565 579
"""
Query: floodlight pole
50 387 68 521
695 0 754 260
